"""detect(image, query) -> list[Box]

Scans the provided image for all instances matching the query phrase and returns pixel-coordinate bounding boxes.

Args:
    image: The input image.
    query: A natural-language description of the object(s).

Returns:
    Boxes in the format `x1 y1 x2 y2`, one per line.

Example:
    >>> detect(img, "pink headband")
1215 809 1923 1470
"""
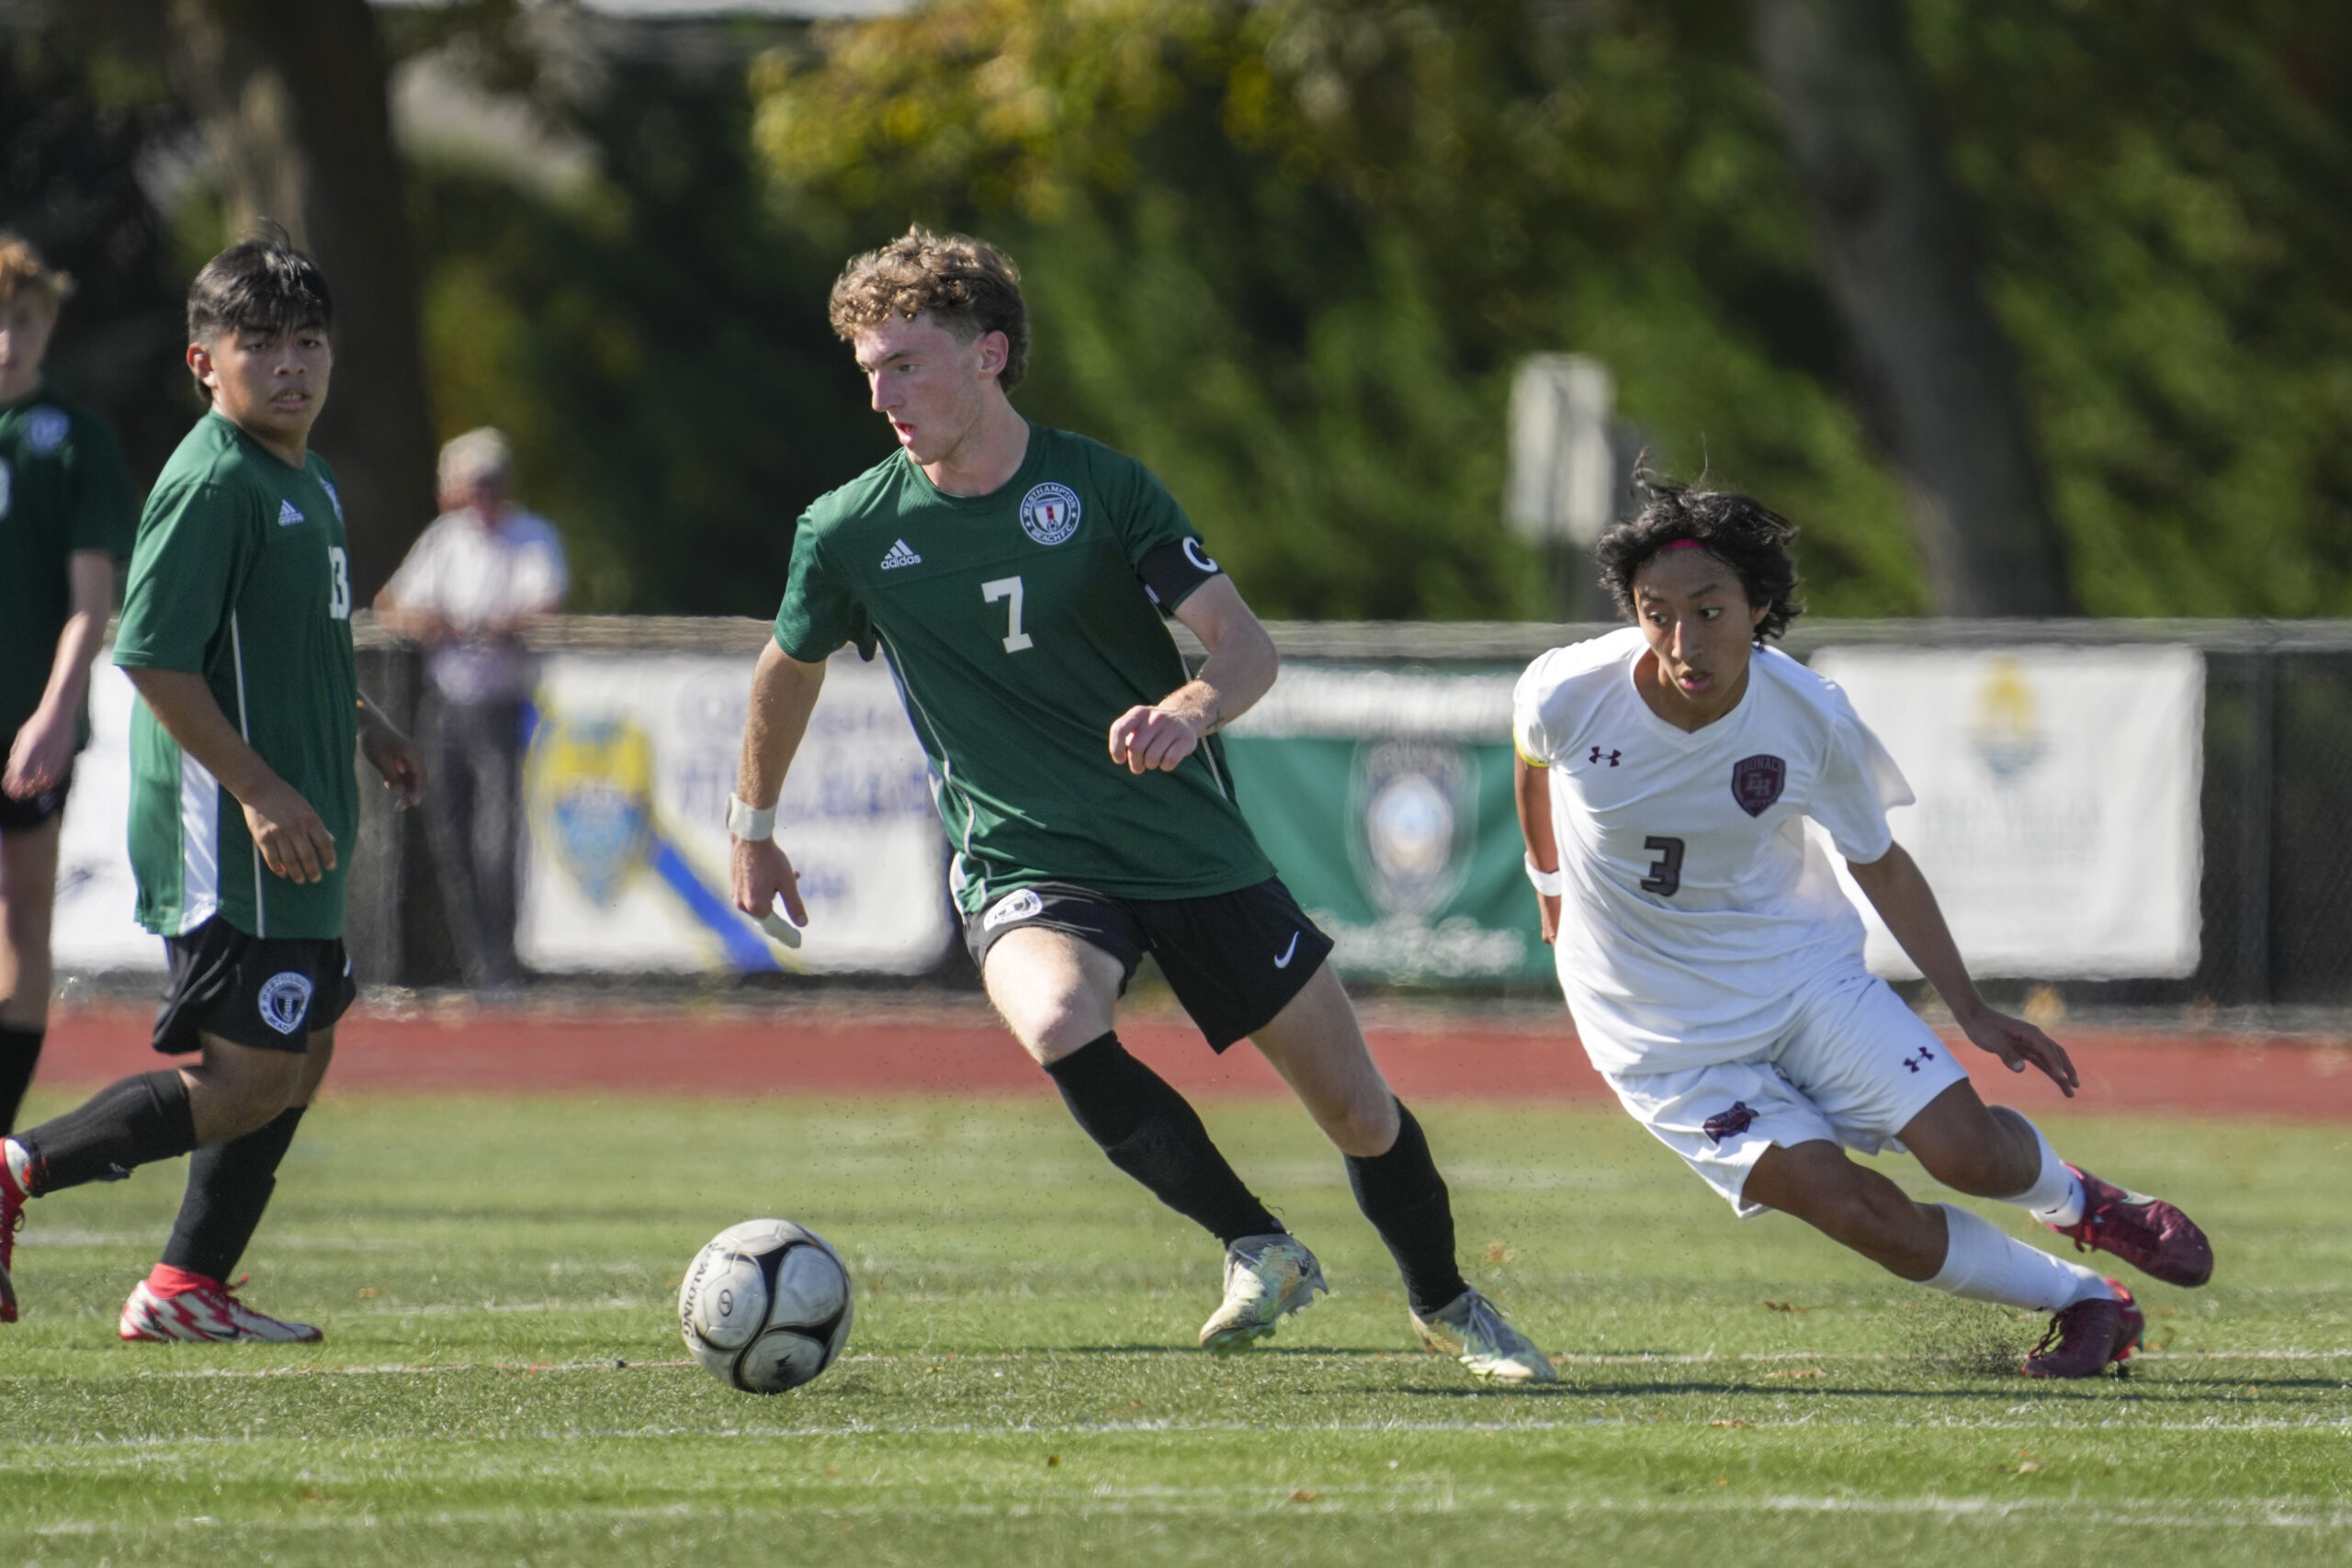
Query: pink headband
1660 539 1705 551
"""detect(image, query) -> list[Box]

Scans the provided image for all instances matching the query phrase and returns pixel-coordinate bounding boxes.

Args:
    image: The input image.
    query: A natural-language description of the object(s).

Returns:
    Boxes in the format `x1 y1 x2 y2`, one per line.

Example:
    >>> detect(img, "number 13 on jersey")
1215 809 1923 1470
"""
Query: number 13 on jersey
982 576 1032 652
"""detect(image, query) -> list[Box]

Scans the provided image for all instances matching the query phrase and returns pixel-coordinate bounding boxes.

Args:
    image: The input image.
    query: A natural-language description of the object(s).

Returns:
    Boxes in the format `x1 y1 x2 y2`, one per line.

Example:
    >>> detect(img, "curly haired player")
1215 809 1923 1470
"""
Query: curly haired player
1511 479 2211 1378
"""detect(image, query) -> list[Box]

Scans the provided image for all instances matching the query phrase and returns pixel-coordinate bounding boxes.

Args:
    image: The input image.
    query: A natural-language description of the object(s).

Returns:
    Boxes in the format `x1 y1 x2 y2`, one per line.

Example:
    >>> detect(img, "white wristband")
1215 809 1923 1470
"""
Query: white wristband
1523 856 1565 897
726 795 776 841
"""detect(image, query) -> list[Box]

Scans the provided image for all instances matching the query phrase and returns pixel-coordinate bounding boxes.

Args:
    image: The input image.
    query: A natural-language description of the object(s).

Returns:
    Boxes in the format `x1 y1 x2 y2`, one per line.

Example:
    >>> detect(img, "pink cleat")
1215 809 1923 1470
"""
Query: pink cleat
0 1144 22 1324
2021 1280 2143 1379
119 1265 322 1344
2048 1165 2213 1288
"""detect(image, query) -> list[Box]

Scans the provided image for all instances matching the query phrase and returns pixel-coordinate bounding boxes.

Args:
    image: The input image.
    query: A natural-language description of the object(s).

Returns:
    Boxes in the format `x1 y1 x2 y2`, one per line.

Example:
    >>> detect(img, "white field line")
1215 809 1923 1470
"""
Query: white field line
28 1346 2352 1382
17 1493 2352 1536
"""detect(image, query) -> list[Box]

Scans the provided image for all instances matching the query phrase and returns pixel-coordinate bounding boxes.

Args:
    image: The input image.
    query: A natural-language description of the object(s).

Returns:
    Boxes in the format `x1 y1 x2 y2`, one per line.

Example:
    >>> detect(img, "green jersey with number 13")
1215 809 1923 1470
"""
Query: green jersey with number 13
773 425 1273 912
114 412 360 940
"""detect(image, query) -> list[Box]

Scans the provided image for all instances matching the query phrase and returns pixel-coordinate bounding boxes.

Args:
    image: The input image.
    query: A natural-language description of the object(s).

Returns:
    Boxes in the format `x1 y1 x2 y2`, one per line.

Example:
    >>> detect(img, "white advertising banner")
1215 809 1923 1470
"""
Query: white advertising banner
519 649 951 974
1810 646 2204 979
51 662 164 972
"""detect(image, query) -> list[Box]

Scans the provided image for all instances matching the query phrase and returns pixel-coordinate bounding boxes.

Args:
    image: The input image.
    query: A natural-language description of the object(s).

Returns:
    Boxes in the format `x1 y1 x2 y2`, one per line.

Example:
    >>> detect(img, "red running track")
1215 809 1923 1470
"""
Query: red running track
31 1006 2352 1121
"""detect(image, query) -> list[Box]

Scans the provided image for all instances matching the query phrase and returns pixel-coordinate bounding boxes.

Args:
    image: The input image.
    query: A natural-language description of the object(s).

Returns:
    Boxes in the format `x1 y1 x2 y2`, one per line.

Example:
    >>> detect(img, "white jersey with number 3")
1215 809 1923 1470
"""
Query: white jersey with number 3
1513 627 1914 1076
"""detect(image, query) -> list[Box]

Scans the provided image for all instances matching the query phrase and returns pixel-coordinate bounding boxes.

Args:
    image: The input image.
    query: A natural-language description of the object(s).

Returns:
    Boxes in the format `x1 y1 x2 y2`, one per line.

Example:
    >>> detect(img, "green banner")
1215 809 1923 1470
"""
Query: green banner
1224 733 1550 986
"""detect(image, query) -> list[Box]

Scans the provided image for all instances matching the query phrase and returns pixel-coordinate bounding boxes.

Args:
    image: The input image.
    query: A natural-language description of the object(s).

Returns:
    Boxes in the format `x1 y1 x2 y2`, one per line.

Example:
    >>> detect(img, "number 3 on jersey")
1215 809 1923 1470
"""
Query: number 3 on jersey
982 576 1032 652
328 545 352 620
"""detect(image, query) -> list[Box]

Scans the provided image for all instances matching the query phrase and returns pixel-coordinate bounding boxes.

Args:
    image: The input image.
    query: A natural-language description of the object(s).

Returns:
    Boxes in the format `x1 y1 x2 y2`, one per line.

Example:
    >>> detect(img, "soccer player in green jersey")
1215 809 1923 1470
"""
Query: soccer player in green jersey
0 235 138 1134
0 238 424 1339
729 229 1551 1382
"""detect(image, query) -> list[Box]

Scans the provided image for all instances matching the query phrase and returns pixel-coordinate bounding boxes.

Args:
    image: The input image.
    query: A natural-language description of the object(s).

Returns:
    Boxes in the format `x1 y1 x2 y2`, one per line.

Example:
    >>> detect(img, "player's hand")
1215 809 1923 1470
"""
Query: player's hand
243 779 337 885
1957 1006 2079 1099
732 835 808 931
3 707 75 799
1107 705 1202 774
360 716 427 809
1536 892 1561 946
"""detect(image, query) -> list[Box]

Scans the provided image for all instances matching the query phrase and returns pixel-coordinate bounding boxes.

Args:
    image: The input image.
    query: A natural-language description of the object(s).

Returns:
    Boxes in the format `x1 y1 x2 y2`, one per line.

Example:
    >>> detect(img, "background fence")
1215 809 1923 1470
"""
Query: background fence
150 617 2352 1012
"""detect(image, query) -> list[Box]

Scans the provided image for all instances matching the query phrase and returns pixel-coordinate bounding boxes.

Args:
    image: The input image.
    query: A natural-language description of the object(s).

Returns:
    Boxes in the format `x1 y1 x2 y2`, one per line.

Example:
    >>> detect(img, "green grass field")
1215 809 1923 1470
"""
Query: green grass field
5 1091 2349 1566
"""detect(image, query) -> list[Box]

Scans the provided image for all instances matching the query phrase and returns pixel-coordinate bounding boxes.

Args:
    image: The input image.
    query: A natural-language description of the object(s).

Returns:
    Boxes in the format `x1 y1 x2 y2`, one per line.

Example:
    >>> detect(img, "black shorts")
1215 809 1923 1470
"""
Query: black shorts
0 762 73 832
962 876 1337 1052
153 916 356 1055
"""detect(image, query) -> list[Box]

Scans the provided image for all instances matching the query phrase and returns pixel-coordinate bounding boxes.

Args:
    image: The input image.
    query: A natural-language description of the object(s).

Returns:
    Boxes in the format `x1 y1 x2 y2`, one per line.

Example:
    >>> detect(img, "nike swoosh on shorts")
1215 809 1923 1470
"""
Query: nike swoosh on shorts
1273 932 1300 969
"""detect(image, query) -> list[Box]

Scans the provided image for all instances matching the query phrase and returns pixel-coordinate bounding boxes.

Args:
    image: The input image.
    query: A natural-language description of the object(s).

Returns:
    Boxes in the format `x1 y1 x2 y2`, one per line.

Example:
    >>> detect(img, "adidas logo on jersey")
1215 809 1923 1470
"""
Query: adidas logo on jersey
879 539 922 570
277 499 306 526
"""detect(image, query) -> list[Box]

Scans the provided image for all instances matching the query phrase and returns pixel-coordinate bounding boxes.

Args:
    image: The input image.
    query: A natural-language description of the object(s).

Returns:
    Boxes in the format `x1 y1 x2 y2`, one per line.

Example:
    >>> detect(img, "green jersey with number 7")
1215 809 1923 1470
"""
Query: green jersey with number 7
113 411 360 941
772 423 1273 913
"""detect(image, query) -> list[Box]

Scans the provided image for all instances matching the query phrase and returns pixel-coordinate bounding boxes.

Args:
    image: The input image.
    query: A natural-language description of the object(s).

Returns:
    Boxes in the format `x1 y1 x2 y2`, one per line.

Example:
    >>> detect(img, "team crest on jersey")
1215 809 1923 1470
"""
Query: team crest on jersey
1018 482 1082 546
24 408 68 456
256 972 315 1036
1731 754 1786 818
982 888 1045 932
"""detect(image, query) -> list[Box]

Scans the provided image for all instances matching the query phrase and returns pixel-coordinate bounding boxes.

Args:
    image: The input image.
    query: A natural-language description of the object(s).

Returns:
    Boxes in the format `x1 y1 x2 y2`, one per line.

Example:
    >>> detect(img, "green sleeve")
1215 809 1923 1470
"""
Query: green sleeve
1103 448 1200 570
114 480 254 672
772 518 873 661
65 410 139 561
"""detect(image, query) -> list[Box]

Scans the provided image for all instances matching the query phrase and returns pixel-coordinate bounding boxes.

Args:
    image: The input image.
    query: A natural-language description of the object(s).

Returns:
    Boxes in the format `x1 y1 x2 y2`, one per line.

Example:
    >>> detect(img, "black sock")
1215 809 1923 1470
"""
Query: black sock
1346 1100 1469 1317
1045 1032 1283 1246
14 1070 198 1196
162 1106 307 1283
0 1024 41 1134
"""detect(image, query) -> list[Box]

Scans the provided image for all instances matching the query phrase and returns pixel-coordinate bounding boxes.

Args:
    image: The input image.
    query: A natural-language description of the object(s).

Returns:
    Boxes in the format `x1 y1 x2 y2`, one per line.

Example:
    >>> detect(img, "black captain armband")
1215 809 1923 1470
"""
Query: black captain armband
1136 537 1224 615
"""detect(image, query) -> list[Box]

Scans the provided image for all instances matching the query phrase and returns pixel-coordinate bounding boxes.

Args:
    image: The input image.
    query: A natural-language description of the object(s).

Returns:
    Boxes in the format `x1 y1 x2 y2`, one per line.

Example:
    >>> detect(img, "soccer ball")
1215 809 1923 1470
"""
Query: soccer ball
678 1219 854 1394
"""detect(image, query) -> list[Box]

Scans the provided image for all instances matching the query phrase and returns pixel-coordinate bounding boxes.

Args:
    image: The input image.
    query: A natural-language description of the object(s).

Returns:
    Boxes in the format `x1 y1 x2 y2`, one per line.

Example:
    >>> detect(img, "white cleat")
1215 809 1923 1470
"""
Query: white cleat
1199 1233 1328 1353
1410 1288 1556 1383
119 1275 322 1344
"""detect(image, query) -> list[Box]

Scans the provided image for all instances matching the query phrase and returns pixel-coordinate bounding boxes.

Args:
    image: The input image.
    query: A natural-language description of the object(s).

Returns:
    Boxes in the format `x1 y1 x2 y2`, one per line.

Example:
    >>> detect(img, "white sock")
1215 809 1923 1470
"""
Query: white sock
2002 1119 2086 1227
1925 1203 2113 1312
3 1136 28 1193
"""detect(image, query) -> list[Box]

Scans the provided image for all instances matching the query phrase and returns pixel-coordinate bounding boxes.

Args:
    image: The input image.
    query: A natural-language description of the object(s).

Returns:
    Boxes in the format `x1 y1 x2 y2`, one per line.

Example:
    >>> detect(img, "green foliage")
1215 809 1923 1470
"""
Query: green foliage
753 0 1920 619
6 1093 2350 1564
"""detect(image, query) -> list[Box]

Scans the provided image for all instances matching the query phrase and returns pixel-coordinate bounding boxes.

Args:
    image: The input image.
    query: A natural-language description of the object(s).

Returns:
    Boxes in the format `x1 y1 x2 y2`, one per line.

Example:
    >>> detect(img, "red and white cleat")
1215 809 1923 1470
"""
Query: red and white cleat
2048 1165 2214 1288
2021 1280 2143 1379
0 1144 23 1325
119 1266 322 1344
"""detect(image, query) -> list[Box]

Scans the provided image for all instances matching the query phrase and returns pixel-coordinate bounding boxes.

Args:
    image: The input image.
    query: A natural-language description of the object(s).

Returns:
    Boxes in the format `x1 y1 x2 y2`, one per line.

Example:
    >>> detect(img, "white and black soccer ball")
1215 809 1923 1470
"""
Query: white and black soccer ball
678 1219 854 1394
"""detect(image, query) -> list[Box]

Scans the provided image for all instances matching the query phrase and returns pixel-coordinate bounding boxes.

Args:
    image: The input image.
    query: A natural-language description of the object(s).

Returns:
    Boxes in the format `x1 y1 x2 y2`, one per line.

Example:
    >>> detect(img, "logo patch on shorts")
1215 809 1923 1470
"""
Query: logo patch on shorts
1731 754 1787 818
257 972 315 1036
1702 1101 1756 1146
982 888 1046 932
1018 482 1081 546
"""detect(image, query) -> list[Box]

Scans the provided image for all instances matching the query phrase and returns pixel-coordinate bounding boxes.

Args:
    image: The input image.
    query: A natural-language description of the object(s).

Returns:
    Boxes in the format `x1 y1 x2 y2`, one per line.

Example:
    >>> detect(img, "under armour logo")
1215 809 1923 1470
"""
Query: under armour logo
1902 1045 1937 1074
1589 746 1622 767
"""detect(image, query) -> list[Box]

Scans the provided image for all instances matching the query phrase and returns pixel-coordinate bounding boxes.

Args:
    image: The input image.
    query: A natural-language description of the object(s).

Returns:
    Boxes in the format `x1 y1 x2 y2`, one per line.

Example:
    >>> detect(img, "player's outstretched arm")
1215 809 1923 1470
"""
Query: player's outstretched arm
356 694 427 809
4 549 113 799
1846 842 2079 1097
729 640 829 930
1513 759 1563 946
1107 576 1276 775
123 667 337 886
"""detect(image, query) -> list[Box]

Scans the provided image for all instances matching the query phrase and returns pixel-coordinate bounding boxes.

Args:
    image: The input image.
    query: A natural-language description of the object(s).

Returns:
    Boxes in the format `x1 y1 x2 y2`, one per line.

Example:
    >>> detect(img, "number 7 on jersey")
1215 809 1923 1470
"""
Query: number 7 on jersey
982 576 1034 652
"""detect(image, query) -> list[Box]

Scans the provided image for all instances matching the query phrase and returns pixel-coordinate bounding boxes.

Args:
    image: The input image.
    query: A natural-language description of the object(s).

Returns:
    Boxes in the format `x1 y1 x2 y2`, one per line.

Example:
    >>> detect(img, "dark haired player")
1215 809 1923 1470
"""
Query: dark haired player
1512 480 2211 1378
730 227 1551 1381
0 234 138 1133
0 238 424 1339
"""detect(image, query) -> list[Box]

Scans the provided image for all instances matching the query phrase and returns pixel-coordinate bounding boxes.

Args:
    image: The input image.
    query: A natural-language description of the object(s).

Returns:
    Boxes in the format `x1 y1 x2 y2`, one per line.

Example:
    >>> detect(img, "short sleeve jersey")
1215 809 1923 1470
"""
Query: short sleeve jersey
773 425 1272 912
1512 626 1914 1076
114 412 359 940
0 384 138 743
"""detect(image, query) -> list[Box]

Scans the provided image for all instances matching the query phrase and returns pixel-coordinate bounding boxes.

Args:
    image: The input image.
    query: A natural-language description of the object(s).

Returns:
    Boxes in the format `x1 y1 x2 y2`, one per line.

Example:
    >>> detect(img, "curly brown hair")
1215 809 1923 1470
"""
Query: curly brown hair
828 227 1029 391
1595 477 1806 644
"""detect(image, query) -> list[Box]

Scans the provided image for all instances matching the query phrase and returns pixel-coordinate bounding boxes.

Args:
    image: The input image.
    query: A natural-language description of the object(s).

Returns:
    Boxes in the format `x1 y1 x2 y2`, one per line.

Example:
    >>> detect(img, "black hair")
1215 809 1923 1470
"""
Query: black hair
187 232 333 344
1594 476 1805 643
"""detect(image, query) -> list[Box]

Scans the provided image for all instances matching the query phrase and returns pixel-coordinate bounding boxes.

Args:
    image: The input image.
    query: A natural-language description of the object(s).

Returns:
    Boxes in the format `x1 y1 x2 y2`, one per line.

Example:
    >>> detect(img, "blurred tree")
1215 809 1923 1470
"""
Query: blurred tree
149 0 439 600
752 0 1922 620
1748 0 2073 615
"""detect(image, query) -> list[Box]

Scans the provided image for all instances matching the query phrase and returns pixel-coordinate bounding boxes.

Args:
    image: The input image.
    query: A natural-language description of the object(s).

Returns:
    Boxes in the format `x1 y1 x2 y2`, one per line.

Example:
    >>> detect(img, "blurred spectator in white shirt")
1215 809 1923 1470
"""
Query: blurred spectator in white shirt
375 428 566 988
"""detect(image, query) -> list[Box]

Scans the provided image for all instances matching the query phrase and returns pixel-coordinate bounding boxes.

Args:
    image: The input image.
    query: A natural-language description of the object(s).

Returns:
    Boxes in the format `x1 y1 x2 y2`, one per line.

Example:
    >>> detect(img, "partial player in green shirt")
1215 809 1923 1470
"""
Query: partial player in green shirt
730 228 1550 1382
0 234 138 1136
0 237 425 1342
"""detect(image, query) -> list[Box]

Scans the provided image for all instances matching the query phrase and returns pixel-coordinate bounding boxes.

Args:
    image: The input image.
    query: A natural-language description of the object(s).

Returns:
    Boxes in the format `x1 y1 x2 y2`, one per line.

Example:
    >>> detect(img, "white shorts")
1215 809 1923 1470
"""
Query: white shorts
1598 969 1971 1218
